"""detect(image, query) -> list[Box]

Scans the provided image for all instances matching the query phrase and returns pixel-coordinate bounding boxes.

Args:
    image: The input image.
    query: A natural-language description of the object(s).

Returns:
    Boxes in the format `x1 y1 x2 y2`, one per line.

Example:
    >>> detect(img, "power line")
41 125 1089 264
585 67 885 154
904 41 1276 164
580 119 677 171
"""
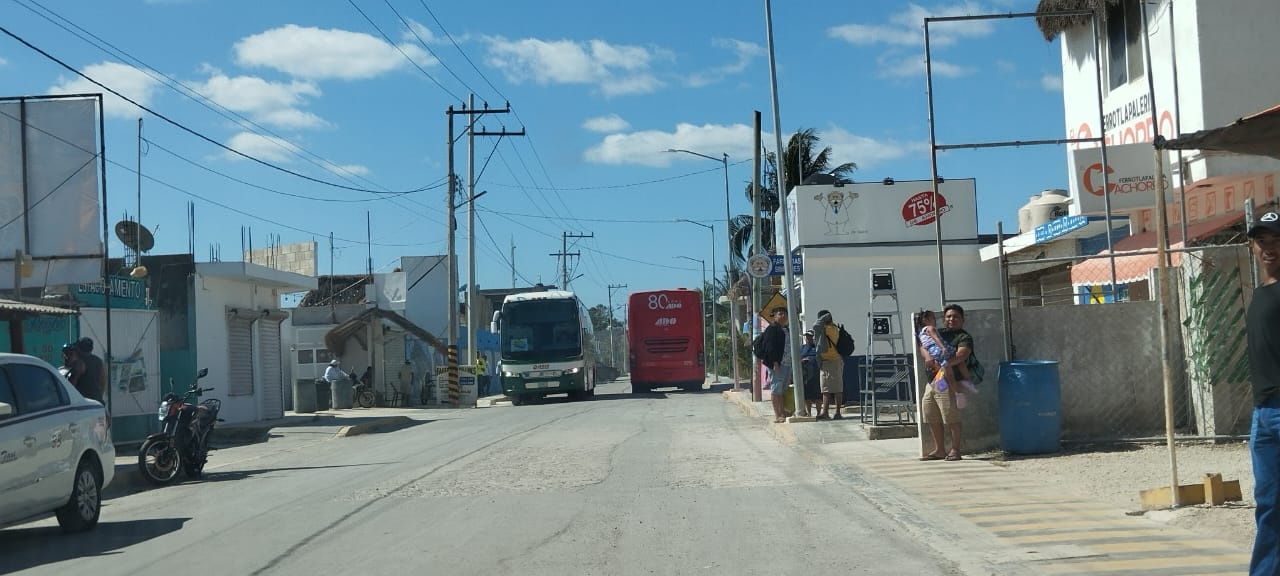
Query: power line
485 210 697 272
345 0 462 103
0 22 429 196
485 162 742 192
417 0 507 102
2 105 436 248
143 136 444 204
381 0 481 99
476 207 716 224
475 211 535 286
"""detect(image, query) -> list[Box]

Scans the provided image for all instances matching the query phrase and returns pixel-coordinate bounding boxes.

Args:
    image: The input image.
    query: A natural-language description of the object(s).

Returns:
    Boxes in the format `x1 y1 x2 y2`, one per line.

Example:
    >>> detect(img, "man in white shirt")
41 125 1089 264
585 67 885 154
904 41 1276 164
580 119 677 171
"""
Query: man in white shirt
323 359 347 384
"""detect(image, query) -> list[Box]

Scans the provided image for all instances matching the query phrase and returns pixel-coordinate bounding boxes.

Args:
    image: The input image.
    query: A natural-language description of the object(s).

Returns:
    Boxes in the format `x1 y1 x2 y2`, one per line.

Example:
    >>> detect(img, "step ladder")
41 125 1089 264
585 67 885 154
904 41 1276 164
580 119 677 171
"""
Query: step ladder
861 268 916 426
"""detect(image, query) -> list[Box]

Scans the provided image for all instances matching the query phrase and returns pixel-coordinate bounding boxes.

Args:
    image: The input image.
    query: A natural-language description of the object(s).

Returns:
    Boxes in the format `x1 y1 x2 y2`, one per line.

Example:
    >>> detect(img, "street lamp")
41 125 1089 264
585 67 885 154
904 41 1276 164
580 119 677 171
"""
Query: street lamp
674 256 710 380
675 219 719 382
667 148 740 389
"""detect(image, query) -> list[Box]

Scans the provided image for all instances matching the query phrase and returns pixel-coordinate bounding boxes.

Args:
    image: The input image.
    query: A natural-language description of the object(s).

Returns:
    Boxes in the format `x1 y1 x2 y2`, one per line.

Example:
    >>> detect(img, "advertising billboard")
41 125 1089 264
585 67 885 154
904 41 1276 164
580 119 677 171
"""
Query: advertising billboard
0 96 104 288
1068 143 1172 215
787 179 978 247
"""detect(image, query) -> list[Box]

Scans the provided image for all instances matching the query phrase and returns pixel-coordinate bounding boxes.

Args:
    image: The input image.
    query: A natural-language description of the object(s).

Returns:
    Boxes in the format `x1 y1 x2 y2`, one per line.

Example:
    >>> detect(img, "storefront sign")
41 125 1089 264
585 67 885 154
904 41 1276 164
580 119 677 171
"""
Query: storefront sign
1069 143 1172 214
74 276 149 309
787 179 978 247
1034 215 1089 244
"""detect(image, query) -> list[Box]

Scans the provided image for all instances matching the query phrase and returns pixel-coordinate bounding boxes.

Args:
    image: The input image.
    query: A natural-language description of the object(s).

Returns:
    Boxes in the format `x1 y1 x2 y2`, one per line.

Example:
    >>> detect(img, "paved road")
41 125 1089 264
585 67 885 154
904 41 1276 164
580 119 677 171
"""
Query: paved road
3 378 961 576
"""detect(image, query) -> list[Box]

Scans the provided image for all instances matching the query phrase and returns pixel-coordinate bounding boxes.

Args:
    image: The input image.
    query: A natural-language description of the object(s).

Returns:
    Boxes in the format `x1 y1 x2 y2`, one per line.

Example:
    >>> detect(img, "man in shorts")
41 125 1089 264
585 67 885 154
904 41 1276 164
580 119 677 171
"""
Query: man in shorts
919 304 973 461
761 306 791 423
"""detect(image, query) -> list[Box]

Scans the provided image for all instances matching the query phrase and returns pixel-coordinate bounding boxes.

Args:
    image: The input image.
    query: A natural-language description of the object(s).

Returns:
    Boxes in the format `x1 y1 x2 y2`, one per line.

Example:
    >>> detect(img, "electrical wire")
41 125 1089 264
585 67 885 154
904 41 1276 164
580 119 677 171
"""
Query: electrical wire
380 0 482 99
0 23 433 196
345 0 462 103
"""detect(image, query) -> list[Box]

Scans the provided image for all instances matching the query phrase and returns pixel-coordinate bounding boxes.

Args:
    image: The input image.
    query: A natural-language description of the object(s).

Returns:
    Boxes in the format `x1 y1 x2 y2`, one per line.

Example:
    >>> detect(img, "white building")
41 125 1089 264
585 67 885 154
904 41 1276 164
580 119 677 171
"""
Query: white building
780 179 1001 343
193 262 316 424
1054 0 1280 233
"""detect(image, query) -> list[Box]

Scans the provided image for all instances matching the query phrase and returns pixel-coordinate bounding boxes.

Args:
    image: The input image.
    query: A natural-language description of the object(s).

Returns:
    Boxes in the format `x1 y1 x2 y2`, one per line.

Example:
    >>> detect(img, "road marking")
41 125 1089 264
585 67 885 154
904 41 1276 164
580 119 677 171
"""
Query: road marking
1042 553 1250 573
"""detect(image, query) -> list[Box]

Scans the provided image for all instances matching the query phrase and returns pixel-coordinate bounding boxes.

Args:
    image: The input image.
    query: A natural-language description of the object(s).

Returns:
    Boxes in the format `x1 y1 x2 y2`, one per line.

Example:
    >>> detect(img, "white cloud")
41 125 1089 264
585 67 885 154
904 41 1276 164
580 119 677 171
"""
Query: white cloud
223 132 301 163
582 114 630 133
194 69 326 129
878 54 973 78
829 2 997 77
687 38 765 88
1041 74 1064 91
48 62 160 119
0 57 8 67
585 123 755 167
819 126 927 168
330 163 370 177
485 36 667 97
584 123 924 170
403 20 438 44
996 59 1016 73
234 24 435 81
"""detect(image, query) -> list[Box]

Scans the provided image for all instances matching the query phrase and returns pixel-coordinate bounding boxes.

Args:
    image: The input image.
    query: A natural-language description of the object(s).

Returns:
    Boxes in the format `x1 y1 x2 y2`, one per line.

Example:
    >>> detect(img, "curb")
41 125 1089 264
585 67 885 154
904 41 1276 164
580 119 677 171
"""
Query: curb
335 416 414 437
722 390 799 445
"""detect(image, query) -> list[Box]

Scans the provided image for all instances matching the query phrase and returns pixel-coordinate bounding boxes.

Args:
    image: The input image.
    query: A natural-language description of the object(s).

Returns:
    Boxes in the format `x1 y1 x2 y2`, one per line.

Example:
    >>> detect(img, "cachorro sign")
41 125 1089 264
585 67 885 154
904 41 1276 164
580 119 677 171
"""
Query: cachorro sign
1068 143 1171 214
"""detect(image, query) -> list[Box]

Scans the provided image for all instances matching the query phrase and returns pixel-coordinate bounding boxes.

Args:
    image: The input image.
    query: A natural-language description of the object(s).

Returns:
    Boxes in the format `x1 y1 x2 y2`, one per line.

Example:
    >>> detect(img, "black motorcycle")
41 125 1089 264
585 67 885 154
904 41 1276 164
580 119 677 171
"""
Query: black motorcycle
138 368 221 485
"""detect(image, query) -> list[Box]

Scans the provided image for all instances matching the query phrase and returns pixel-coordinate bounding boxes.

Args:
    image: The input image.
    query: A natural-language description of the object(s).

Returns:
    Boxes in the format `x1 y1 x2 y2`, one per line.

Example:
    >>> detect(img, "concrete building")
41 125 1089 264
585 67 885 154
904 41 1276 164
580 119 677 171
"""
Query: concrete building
192 261 315 424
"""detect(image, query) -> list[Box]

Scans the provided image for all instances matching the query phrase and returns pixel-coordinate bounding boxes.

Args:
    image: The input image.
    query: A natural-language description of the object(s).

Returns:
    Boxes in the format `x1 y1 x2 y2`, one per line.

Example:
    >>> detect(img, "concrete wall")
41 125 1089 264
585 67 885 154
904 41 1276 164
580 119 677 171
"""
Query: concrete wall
244 241 318 277
402 255 450 341
1009 299 1185 440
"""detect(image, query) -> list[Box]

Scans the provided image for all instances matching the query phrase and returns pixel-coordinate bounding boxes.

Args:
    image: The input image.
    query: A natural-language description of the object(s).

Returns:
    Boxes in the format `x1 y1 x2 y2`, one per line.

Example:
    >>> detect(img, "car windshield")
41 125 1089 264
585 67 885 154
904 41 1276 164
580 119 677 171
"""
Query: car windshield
500 300 581 360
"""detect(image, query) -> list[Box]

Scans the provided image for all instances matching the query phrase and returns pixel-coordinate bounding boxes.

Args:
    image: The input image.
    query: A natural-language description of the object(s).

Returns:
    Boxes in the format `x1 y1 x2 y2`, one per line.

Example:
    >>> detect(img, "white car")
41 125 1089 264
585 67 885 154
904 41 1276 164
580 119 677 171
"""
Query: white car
0 353 114 532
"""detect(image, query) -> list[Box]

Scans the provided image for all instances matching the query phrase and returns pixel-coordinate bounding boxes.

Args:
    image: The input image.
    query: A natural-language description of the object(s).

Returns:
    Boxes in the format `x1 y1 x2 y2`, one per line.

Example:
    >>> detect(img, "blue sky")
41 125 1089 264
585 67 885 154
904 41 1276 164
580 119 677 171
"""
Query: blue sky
0 0 1069 312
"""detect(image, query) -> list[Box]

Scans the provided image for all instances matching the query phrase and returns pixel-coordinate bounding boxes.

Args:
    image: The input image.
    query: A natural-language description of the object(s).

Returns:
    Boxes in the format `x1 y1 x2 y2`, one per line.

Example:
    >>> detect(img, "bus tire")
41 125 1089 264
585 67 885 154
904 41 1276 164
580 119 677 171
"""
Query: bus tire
632 384 649 395
510 395 525 406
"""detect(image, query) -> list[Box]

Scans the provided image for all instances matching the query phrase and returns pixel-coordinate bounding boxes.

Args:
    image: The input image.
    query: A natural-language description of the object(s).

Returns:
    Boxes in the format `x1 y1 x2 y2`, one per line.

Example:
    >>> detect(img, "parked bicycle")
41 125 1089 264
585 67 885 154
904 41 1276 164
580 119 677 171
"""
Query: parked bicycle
351 368 375 408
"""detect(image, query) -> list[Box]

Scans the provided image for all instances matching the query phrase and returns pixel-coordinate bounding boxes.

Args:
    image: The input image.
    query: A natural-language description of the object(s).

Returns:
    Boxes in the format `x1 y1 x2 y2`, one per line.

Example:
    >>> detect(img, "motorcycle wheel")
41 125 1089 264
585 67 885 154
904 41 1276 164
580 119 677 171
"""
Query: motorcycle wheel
356 388 376 408
138 439 182 486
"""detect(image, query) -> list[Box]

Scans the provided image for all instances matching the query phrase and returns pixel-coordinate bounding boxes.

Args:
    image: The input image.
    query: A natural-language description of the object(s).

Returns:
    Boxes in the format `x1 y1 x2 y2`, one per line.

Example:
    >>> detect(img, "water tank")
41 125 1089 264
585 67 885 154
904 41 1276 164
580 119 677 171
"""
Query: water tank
997 360 1062 455
1017 193 1040 234
1026 189 1070 230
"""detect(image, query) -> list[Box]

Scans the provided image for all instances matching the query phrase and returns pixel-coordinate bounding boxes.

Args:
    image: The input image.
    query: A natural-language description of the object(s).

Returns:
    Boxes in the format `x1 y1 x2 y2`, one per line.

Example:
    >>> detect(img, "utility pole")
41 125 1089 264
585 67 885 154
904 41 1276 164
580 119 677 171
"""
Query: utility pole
751 110 763 402
447 97 523 404
551 231 592 289
607 283 627 368
510 237 516 288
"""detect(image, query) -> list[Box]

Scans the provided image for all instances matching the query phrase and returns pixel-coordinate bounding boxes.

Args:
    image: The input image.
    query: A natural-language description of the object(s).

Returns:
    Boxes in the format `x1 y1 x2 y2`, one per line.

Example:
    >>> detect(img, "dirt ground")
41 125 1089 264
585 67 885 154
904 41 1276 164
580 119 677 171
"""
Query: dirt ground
975 440 1256 550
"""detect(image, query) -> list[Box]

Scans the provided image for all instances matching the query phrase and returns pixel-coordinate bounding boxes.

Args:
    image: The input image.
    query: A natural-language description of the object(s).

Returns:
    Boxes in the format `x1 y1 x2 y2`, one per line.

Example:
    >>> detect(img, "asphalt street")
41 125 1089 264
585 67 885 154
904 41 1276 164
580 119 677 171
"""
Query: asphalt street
2 377 962 576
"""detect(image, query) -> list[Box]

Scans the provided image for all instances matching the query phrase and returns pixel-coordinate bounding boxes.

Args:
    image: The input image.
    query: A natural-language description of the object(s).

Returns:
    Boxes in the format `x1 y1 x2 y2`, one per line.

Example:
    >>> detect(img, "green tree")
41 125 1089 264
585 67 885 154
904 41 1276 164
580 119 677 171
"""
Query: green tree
587 304 619 331
729 128 857 266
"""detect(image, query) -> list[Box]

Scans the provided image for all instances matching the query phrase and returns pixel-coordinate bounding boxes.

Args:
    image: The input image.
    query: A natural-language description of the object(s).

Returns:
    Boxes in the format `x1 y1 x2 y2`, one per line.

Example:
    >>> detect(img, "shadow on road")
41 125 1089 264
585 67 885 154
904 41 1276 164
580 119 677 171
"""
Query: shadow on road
198 462 397 483
0 517 191 571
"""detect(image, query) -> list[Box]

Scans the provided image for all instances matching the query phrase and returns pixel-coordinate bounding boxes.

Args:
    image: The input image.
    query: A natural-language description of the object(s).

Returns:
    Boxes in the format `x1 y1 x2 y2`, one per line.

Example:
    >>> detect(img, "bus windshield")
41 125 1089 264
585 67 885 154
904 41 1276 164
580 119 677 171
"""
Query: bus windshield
500 299 582 360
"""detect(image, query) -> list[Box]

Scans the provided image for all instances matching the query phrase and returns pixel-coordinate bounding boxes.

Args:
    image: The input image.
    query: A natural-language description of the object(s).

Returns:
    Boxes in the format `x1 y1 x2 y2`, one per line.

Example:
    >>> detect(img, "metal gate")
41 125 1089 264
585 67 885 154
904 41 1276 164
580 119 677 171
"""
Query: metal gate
259 316 285 418
227 313 255 396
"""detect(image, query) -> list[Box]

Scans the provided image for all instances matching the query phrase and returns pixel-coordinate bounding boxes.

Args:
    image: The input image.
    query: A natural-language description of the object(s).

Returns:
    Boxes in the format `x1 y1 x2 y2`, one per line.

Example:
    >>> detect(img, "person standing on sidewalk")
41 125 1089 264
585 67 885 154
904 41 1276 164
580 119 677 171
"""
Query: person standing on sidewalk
761 306 791 424
800 330 820 418
919 305 973 461
813 310 845 420
1246 211 1280 575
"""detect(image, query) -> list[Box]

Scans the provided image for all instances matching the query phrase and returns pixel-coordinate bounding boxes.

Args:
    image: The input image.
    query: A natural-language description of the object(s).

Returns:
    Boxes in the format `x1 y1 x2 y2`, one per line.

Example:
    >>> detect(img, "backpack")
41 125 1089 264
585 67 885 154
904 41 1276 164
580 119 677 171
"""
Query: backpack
752 331 768 360
966 353 985 387
835 324 856 356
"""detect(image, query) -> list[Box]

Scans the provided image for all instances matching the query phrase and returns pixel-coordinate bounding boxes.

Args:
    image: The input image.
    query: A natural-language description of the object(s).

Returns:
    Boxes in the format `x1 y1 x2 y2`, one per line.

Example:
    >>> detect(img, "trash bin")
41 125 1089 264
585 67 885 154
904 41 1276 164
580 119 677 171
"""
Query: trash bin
293 379 317 413
315 380 332 411
997 360 1062 455
331 377 354 410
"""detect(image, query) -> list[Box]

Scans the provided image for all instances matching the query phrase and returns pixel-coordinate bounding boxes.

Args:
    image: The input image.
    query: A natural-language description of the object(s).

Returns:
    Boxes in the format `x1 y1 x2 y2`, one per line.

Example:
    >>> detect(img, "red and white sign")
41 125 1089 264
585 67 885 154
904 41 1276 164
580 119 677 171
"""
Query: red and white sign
901 190 953 227
787 179 977 247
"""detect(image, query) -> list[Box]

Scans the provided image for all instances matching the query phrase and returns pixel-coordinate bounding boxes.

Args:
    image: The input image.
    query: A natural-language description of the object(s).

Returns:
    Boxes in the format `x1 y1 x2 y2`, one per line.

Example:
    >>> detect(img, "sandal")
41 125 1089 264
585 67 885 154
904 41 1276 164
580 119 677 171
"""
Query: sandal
945 452 962 461
919 454 945 461
774 417 787 423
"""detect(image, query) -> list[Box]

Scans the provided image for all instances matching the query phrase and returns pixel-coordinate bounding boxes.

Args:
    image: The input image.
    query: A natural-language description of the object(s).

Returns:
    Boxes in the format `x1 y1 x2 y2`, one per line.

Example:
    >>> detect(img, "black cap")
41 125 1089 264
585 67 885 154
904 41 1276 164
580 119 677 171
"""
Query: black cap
1249 211 1280 238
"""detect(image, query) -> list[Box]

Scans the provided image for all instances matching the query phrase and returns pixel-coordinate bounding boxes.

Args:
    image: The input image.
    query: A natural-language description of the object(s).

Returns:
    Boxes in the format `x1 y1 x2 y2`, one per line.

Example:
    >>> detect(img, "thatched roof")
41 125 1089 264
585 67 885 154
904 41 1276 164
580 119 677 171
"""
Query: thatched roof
1034 0 1117 41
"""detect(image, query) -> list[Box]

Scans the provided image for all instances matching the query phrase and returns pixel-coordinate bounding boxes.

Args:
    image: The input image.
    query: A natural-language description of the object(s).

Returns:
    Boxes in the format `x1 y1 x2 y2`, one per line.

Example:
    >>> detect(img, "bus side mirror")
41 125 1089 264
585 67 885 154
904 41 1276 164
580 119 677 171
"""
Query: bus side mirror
490 311 500 334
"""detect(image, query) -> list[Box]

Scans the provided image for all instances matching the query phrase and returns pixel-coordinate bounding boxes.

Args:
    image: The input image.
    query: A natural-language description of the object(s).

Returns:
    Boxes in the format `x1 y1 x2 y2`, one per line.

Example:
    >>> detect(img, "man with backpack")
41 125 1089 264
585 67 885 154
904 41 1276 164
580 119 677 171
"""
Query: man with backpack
814 310 851 420
755 306 792 423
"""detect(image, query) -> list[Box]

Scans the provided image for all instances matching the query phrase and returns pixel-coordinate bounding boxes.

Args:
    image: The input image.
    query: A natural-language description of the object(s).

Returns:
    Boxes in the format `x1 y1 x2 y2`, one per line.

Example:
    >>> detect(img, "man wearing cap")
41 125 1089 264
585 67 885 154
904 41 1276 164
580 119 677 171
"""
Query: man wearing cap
323 359 347 385
1248 210 1280 575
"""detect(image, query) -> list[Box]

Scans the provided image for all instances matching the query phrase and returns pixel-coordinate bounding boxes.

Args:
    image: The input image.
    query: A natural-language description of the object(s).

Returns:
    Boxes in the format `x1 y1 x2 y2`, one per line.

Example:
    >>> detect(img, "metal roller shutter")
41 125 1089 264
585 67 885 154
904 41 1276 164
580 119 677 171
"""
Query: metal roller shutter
227 315 255 396
259 317 284 418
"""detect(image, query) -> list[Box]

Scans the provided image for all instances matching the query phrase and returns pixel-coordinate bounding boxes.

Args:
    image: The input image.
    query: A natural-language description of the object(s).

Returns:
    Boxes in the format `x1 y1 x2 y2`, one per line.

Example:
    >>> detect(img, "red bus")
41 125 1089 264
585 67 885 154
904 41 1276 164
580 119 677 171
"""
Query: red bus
627 289 705 393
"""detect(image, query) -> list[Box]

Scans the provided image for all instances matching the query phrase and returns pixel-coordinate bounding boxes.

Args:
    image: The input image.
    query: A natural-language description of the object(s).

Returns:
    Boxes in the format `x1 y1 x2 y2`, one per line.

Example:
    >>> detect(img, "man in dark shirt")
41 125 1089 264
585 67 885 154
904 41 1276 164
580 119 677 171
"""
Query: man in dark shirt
75 337 106 404
1247 211 1280 575
761 306 790 423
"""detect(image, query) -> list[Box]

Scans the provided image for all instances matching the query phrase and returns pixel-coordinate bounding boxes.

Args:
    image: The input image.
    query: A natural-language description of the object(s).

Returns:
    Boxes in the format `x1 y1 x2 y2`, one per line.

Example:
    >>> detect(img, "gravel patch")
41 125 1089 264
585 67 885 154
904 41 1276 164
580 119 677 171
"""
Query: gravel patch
976 441 1256 549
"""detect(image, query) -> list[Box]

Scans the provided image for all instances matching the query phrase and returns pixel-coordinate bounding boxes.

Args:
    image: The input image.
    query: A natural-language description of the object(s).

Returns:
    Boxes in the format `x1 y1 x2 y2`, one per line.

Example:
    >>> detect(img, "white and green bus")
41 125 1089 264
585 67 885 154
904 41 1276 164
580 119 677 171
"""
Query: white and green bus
493 290 596 405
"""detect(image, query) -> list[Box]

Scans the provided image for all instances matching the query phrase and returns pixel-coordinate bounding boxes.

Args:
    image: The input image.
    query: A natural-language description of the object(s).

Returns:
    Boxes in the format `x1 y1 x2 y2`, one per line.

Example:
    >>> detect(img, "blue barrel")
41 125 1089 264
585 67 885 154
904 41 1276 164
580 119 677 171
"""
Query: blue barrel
997 360 1062 455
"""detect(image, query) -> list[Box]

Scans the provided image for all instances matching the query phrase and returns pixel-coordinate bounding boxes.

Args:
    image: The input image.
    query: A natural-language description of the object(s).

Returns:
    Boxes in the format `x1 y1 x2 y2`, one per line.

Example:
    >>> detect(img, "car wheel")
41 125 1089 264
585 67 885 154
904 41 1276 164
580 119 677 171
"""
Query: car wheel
56 457 102 533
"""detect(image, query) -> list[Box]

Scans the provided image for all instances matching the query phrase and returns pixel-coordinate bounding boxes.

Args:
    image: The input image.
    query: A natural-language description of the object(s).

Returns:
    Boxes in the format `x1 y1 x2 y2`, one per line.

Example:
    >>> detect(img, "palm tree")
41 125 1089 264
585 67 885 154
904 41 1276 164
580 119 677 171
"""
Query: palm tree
729 128 857 266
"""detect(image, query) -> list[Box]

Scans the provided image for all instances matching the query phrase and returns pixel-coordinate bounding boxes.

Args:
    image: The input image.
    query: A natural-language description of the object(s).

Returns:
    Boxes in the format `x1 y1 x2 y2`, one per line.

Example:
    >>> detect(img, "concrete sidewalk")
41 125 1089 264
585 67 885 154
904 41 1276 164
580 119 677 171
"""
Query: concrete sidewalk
722 389 1251 575
109 406 441 496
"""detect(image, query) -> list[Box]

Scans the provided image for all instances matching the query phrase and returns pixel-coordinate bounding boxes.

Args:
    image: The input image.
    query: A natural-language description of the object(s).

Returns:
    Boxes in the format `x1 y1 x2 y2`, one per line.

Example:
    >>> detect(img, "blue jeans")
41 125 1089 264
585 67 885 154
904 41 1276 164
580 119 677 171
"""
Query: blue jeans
1252 403 1280 575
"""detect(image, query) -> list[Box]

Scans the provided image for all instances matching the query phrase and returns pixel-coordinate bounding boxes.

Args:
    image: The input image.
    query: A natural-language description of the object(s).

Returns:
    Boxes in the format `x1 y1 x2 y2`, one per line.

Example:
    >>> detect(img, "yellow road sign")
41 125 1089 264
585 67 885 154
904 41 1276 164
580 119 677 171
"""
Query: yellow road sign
758 291 787 320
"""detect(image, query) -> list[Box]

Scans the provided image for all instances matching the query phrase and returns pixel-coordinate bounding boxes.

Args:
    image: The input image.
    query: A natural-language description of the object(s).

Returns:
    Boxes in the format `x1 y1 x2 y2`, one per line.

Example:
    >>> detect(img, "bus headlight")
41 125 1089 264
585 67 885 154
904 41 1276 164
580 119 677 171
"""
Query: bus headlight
564 367 582 374
502 371 518 377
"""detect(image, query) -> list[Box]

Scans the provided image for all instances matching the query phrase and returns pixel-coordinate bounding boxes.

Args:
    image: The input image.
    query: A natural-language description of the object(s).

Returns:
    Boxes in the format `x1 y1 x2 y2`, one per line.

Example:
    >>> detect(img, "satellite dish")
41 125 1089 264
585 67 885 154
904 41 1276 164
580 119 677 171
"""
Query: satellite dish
114 220 155 253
